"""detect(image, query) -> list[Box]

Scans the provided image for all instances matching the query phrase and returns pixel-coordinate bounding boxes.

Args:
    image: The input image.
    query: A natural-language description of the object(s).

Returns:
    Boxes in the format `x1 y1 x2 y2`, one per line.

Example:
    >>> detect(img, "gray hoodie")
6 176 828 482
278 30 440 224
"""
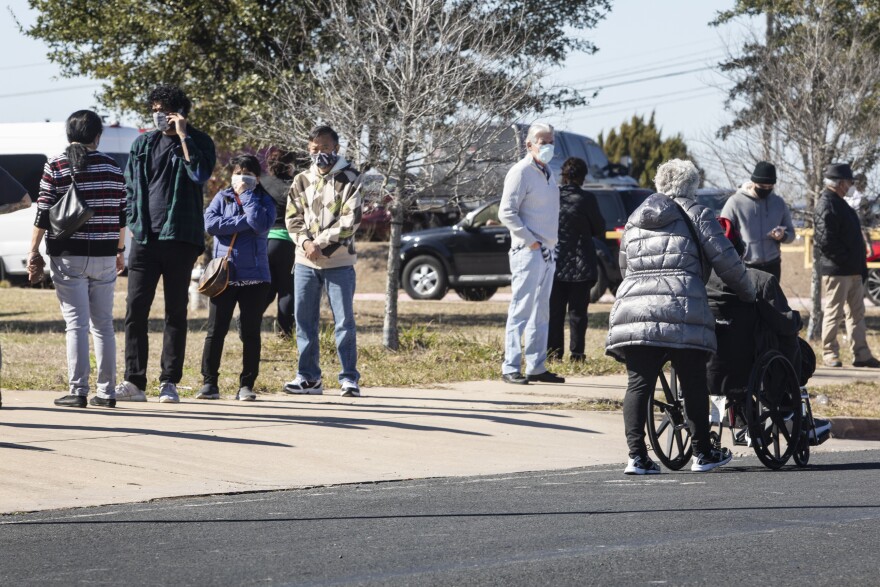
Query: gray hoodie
720 183 795 265
605 193 756 360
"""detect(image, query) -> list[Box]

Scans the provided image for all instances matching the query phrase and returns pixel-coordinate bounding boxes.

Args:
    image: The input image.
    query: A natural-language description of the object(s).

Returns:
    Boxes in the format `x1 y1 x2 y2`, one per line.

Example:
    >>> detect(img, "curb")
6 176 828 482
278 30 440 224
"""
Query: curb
828 417 880 441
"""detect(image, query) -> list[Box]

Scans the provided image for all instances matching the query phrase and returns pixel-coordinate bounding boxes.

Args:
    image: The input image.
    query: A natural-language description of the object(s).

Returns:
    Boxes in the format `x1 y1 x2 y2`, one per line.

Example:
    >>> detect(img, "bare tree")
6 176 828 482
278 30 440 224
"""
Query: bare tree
234 0 548 349
711 0 880 338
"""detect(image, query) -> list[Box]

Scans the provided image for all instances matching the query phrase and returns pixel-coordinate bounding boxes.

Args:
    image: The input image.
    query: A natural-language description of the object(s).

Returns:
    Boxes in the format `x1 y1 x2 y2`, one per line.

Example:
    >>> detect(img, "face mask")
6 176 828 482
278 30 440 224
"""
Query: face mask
232 174 257 191
754 186 772 199
310 151 339 168
845 185 856 197
152 112 170 132
534 144 554 164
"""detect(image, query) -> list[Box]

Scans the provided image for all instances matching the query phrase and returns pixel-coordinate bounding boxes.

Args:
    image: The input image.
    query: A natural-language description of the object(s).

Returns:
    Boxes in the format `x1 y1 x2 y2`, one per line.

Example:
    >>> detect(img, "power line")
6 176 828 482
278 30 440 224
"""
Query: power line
583 37 722 68
566 52 726 87
569 66 718 93
562 89 721 123
562 86 718 115
0 83 101 100
0 62 52 71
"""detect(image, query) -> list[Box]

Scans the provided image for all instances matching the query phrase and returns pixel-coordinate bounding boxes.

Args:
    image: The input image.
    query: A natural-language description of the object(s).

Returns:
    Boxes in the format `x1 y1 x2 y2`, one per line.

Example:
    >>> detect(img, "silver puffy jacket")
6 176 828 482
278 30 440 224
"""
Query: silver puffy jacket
605 193 756 360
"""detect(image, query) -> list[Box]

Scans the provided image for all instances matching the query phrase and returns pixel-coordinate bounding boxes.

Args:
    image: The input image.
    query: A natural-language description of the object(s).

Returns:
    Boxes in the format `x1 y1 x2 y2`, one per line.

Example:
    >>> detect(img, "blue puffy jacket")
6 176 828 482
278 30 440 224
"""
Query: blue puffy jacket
205 186 276 282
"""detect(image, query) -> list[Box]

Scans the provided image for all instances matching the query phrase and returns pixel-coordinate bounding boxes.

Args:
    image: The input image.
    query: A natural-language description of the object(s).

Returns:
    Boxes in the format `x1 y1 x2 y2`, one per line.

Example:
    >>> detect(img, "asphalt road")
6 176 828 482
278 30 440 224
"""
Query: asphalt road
2 450 880 586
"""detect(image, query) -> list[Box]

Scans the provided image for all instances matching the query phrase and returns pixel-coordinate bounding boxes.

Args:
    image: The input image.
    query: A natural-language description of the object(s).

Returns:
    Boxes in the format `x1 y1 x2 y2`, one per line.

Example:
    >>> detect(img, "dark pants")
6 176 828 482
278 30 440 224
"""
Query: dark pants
264 238 295 337
547 279 595 361
201 282 271 388
124 240 201 390
747 257 781 281
623 346 711 459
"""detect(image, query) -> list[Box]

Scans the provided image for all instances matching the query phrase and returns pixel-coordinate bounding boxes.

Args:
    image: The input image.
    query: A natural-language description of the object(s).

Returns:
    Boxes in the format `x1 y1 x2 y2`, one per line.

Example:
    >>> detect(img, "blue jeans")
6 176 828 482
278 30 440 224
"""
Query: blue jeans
502 246 555 376
50 256 118 398
294 264 359 382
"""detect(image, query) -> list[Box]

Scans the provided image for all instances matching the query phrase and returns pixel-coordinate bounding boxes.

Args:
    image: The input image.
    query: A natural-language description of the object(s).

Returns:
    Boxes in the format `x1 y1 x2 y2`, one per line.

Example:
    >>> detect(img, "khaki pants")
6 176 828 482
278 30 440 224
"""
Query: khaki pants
821 275 872 363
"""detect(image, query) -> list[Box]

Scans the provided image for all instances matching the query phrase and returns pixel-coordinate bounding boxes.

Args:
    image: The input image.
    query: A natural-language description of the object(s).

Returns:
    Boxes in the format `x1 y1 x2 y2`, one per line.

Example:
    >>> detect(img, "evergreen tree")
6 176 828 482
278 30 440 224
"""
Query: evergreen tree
597 113 694 188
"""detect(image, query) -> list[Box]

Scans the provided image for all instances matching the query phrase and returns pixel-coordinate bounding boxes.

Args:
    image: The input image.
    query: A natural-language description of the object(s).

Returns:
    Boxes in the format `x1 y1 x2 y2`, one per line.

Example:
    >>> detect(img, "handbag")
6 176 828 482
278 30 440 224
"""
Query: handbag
198 193 245 297
49 179 94 239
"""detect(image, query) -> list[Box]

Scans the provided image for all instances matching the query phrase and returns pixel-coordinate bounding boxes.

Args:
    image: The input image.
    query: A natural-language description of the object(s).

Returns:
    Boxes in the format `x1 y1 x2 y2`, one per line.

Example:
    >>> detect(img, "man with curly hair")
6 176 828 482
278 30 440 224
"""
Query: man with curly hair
116 84 217 403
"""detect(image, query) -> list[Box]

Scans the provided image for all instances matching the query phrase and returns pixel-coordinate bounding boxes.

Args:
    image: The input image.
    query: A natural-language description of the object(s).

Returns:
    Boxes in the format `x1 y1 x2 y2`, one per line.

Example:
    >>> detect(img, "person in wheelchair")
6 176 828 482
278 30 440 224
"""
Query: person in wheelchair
707 218 831 444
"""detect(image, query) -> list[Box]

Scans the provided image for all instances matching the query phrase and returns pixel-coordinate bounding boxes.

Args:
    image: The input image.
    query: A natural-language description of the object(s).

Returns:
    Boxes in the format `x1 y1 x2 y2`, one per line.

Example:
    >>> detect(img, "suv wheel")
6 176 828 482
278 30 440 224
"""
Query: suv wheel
867 269 880 307
402 255 448 300
455 286 498 302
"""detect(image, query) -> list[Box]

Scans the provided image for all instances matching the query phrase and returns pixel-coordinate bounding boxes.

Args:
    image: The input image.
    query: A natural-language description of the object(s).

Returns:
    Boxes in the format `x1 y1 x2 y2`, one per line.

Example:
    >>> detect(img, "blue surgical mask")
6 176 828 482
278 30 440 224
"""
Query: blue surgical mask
232 174 257 191
535 144 555 164
311 151 339 168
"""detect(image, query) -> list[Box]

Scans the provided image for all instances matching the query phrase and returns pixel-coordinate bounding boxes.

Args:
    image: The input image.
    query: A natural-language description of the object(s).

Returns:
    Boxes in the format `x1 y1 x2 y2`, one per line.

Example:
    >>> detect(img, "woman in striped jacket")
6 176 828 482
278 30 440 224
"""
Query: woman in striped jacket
27 110 127 409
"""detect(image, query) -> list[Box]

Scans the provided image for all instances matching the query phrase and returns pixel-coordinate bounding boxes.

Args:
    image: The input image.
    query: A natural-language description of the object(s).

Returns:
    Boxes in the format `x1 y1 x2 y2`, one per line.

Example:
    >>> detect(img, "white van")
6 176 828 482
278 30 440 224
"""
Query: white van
0 122 140 279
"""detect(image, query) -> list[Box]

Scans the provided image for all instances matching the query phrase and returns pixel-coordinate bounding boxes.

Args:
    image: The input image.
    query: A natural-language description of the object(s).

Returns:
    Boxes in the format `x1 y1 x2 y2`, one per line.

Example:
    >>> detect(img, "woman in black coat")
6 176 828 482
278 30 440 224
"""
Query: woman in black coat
547 157 605 362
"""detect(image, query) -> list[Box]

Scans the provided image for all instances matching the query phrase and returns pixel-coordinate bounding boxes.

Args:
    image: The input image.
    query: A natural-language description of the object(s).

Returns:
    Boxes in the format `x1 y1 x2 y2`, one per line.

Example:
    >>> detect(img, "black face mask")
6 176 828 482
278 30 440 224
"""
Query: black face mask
754 187 772 199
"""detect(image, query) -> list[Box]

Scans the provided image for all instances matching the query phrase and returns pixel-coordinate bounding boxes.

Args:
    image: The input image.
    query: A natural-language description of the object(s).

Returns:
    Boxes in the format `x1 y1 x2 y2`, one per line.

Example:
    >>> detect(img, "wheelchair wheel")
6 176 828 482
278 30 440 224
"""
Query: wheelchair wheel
794 434 810 467
646 363 693 470
747 351 803 470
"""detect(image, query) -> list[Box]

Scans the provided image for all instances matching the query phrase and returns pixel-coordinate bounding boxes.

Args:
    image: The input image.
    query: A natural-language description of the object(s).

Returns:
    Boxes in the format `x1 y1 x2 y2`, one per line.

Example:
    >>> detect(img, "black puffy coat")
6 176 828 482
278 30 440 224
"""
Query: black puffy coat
813 188 867 278
554 184 606 282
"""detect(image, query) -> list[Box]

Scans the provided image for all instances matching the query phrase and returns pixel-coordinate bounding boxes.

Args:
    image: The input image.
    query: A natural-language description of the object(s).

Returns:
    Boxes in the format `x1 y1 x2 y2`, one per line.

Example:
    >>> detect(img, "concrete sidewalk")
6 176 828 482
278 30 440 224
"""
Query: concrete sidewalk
1 370 878 515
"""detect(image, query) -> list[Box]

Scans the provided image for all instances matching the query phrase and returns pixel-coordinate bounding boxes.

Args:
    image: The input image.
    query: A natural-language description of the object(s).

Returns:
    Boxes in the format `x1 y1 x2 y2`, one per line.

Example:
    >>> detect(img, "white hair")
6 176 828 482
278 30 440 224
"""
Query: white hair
823 177 841 189
654 159 700 199
526 122 554 145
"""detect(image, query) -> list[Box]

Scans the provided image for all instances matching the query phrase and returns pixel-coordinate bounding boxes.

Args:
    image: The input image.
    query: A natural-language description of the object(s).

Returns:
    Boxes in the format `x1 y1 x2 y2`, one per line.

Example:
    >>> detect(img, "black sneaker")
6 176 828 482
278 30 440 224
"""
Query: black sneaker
527 371 565 384
501 372 529 385
89 395 116 408
624 455 662 475
54 394 87 408
852 357 880 368
691 447 733 472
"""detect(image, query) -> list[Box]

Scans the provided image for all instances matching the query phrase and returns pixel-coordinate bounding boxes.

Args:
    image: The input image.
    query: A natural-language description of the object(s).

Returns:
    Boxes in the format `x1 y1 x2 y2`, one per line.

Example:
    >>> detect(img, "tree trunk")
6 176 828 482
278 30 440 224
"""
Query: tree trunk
807 263 822 341
382 201 405 350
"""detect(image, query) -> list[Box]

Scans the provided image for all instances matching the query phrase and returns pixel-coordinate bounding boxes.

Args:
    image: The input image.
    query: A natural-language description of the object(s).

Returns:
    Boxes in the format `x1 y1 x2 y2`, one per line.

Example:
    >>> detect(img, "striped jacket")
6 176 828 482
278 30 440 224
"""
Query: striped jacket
286 156 363 269
35 151 126 257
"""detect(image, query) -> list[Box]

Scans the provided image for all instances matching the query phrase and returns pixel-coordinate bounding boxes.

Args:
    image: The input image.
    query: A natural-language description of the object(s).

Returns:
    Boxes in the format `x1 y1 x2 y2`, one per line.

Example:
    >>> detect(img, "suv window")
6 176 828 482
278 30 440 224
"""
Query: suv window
0 154 48 199
563 133 611 179
618 188 653 215
470 202 501 228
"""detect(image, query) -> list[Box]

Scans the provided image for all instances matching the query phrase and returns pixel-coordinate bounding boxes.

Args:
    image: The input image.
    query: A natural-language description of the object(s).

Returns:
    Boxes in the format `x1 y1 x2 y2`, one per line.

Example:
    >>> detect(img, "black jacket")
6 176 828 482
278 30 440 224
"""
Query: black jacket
260 173 293 230
813 188 867 278
554 185 605 282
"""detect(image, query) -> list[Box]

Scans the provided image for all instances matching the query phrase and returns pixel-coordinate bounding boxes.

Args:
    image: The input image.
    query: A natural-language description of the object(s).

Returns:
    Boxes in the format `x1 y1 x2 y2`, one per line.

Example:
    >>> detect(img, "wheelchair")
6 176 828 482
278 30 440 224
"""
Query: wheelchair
646 350 831 470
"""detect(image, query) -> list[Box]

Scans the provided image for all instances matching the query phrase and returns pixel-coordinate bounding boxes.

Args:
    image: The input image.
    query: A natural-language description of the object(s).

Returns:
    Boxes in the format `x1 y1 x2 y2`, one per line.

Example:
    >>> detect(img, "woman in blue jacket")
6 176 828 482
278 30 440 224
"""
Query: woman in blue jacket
198 154 276 401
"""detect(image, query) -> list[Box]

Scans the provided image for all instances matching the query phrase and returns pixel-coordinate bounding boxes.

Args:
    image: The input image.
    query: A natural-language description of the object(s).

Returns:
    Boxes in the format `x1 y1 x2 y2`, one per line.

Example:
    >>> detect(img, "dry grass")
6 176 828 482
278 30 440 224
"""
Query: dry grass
808 381 880 419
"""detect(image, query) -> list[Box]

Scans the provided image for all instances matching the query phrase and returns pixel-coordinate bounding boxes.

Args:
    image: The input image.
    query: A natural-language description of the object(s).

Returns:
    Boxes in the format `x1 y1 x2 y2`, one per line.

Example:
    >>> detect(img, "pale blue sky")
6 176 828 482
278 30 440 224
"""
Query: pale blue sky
2 0 749 179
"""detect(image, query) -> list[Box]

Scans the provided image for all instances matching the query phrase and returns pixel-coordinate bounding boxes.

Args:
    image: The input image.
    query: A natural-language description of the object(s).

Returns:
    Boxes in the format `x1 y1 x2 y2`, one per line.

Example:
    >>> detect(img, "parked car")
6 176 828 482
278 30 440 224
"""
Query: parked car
867 241 880 307
399 199 622 302
696 187 734 215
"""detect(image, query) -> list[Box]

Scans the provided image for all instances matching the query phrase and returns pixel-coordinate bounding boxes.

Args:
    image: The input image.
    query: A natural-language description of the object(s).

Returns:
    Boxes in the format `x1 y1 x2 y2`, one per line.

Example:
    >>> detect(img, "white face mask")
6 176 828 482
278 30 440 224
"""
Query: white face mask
152 112 170 132
232 174 257 191
534 143 555 164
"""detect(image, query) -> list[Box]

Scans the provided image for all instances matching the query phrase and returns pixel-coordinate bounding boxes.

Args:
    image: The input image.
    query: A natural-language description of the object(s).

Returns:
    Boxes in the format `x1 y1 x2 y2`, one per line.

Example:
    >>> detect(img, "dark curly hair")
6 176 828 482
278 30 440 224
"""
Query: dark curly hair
561 157 587 186
147 85 192 116
266 148 296 179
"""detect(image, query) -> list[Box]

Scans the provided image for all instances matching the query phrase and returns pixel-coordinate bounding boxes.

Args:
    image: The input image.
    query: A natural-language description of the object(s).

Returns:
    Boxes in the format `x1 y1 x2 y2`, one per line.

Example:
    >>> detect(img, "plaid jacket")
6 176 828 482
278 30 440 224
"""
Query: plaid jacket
124 126 216 250
286 157 363 269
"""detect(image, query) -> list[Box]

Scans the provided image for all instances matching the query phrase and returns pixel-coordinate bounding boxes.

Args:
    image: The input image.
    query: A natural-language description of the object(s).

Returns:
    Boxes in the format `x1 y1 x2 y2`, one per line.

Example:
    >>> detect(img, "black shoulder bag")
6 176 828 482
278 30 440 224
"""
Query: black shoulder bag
49 176 94 239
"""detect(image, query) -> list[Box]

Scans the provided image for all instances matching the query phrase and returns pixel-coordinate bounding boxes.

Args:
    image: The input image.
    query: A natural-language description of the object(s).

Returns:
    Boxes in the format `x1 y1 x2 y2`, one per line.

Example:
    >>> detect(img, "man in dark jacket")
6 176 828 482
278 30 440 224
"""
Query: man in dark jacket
116 85 218 403
547 157 605 362
814 163 879 368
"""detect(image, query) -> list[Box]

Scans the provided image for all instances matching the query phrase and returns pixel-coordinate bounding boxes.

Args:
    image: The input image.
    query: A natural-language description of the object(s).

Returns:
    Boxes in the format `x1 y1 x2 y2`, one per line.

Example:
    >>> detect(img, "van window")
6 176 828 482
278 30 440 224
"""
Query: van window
0 154 48 199
564 134 610 179
591 190 627 231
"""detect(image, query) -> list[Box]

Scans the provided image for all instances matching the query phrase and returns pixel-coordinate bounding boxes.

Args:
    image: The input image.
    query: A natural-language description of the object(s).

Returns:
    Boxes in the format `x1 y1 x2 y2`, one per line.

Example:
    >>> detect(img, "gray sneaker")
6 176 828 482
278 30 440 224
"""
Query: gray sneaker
158 382 180 404
115 381 147 402
237 387 257 401
196 384 220 400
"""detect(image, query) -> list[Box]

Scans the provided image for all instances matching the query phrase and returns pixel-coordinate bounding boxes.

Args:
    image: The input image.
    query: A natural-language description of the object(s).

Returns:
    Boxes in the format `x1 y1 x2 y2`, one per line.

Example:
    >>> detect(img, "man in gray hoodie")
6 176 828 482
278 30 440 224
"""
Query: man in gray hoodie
720 161 795 281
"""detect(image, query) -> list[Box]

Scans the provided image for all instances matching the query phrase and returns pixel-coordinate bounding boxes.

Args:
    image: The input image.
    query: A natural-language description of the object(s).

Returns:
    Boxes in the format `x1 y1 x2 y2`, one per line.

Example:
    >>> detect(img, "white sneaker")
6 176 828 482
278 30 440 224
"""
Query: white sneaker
624 456 661 475
283 375 323 395
115 381 147 402
340 379 361 397
158 382 180 404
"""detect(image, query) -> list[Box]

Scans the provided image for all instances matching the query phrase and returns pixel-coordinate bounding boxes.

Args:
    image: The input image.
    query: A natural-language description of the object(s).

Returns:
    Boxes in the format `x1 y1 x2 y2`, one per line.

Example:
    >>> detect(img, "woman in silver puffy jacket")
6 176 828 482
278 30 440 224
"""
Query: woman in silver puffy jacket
605 159 756 475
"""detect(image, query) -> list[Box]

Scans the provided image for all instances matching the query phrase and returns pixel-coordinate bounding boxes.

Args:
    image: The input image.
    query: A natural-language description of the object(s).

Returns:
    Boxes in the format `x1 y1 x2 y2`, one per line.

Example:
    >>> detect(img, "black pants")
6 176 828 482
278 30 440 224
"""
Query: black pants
547 279 595 361
623 346 711 459
264 239 295 337
201 282 271 388
746 257 781 281
124 240 201 390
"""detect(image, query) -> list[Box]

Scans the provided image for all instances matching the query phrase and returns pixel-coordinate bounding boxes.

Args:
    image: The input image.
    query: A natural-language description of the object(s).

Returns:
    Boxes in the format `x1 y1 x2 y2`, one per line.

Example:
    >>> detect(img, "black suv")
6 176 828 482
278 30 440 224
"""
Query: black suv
399 199 622 302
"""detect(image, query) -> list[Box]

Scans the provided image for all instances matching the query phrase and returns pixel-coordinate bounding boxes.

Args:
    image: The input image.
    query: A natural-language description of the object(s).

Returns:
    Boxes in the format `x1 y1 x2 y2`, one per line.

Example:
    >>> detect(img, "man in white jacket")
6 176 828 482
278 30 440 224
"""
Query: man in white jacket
498 122 563 385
